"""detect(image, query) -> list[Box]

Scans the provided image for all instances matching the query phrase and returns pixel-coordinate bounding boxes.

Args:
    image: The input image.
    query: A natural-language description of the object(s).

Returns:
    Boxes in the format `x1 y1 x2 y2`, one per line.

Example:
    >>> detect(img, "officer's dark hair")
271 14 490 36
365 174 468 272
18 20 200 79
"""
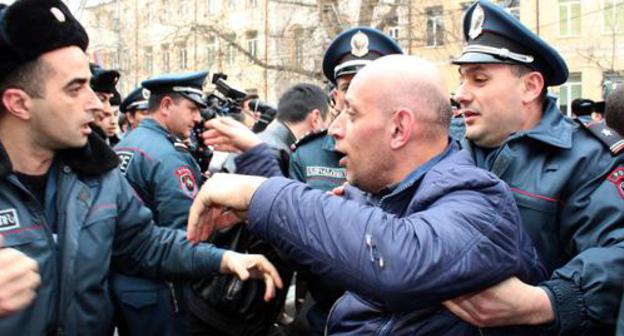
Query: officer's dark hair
510 64 547 103
0 59 52 115
147 92 183 113
276 83 328 123
605 86 624 136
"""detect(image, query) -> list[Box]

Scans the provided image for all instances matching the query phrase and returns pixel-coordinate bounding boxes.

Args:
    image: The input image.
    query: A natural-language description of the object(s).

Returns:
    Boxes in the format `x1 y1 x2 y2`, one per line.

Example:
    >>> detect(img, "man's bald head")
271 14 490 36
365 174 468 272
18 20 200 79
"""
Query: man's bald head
347 55 451 139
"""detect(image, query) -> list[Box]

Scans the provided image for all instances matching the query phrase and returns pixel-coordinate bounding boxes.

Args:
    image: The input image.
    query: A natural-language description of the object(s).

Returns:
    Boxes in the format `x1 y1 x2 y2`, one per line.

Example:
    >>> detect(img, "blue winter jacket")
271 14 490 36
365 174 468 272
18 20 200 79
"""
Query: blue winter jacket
236 142 547 335
0 134 224 336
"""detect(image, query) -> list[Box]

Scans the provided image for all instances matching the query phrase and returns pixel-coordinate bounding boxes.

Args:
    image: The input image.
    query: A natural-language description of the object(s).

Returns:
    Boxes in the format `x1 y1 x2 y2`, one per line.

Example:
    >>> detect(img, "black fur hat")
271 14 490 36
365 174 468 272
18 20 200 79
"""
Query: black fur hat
0 0 89 80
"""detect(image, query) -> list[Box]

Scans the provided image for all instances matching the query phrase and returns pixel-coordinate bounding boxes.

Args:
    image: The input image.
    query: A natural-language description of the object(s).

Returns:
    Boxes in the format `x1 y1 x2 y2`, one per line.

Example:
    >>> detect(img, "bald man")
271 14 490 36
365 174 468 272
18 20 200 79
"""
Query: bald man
187 56 545 334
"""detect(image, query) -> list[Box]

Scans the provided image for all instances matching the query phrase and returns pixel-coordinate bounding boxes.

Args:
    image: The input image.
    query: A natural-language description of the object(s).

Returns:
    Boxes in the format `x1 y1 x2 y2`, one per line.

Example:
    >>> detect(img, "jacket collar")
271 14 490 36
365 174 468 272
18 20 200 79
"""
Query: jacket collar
511 96 573 149
0 133 119 178
265 120 297 148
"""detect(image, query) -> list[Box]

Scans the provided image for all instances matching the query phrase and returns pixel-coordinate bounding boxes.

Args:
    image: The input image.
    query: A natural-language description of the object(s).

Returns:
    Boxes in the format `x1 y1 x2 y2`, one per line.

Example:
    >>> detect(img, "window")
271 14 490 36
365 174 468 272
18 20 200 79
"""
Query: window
229 0 237 9
144 47 153 74
247 0 258 8
246 31 258 60
558 72 582 116
559 0 581 36
387 16 399 41
162 44 170 72
145 1 153 22
224 34 237 66
206 0 218 14
603 72 624 97
177 43 188 70
604 0 624 33
205 36 216 66
426 6 445 47
499 0 520 19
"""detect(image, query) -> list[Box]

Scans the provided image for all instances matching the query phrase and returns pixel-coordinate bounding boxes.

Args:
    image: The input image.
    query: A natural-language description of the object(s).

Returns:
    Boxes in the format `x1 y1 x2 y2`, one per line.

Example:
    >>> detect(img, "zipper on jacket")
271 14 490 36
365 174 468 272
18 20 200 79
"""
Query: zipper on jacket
168 282 180 313
324 294 347 336
376 314 396 336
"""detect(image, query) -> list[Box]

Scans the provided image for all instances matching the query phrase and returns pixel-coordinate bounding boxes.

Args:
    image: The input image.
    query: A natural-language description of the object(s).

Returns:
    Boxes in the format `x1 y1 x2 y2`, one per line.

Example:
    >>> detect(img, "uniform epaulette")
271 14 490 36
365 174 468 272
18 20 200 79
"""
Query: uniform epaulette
291 129 328 152
167 135 190 153
581 121 624 156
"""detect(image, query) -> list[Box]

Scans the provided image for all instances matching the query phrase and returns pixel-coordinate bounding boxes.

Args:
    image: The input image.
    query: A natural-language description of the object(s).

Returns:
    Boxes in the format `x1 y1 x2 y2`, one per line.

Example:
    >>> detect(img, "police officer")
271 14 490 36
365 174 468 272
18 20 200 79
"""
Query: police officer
112 72 210 335
120 86 150 130
89 63 122 146
0 0 281 335
287 27 403 335
443 1 624 334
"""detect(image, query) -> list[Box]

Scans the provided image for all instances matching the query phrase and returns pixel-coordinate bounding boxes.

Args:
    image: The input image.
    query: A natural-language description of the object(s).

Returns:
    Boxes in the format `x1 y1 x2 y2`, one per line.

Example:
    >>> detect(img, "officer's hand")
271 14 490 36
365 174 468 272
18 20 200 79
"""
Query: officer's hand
0 236 41 316
442 277 554 327
202 117 263 153
219 251 283 302
187 173 267 243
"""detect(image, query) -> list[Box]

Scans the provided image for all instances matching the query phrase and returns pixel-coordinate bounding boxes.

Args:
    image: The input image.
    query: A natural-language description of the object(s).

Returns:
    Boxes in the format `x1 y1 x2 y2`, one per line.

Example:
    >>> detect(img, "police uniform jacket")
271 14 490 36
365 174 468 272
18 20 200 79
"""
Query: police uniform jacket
236 142 546 335
0 134 224 336
461 96 624 334
114 118 202 230
289 132 346 192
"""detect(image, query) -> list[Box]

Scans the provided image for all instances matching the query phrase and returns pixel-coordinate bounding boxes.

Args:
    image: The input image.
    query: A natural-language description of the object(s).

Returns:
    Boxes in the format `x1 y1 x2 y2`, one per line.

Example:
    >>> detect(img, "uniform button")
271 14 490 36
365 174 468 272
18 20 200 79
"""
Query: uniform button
63 166 72 174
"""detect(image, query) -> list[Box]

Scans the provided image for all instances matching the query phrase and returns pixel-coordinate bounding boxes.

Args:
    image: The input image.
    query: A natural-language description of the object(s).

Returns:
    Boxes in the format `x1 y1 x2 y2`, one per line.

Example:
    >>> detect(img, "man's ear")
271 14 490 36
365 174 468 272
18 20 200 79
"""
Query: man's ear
522 72 545 104
390 108 413 150
306 108 322 128
2 88 32 120
159 96 174 117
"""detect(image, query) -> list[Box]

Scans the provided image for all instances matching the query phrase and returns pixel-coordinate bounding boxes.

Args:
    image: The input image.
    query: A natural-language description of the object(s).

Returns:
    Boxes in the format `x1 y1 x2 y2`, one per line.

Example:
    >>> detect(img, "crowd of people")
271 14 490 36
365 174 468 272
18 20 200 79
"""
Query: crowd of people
0 0 623 335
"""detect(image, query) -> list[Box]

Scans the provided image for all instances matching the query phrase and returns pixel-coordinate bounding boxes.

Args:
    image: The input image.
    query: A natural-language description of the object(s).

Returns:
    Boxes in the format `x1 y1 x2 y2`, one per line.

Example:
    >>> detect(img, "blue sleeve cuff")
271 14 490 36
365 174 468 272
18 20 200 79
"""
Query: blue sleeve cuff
192 245 226 276
540 278 587 334
235 143 282 177
247 177 294 240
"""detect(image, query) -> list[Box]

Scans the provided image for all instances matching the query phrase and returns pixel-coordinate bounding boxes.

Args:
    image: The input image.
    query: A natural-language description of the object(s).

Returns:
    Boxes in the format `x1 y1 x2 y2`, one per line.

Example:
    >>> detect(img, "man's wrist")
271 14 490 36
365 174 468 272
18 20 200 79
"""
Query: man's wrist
525 285 555 325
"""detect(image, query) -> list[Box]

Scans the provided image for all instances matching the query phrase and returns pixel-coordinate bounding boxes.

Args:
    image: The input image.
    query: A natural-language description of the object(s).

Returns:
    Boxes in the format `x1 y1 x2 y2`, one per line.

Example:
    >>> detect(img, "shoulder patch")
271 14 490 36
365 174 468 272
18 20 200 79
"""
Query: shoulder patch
116 151 135 175
291 129 328 151
175 166 197 197
582 122 624 156
607 167 624 199
0 208 20 232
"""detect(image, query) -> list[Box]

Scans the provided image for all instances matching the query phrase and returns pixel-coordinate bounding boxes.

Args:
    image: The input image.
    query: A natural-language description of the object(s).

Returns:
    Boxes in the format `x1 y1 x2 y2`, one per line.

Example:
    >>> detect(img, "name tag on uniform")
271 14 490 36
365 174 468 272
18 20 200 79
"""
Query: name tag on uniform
0 208 20 232
306 166 346 179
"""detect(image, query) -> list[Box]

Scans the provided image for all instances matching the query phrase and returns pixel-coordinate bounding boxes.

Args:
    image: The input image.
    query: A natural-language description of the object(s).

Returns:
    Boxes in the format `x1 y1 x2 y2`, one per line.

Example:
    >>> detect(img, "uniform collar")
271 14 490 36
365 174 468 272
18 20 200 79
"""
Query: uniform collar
512 96 573 149
138 118 170 136
0 133 119 179
322 133 337 151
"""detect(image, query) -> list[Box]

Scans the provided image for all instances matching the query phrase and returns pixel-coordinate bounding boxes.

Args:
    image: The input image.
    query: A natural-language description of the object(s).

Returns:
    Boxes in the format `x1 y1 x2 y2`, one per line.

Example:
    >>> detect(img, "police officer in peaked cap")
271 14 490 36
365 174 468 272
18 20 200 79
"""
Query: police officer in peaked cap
445 1 624 334
120 86 150 130
111 71 255 336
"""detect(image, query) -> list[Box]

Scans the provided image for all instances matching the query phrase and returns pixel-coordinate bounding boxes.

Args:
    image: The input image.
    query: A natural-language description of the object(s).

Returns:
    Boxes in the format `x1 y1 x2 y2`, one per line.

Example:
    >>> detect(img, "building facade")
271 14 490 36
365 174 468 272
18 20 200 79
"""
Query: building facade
81 0 623 113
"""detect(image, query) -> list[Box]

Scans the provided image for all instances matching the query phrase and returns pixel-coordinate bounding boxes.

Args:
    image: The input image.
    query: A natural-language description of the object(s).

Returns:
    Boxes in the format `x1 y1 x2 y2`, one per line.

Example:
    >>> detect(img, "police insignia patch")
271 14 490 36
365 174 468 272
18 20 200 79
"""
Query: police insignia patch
0 209 20 232
116 151 134 175
175 166 197 197
607 167 624 199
